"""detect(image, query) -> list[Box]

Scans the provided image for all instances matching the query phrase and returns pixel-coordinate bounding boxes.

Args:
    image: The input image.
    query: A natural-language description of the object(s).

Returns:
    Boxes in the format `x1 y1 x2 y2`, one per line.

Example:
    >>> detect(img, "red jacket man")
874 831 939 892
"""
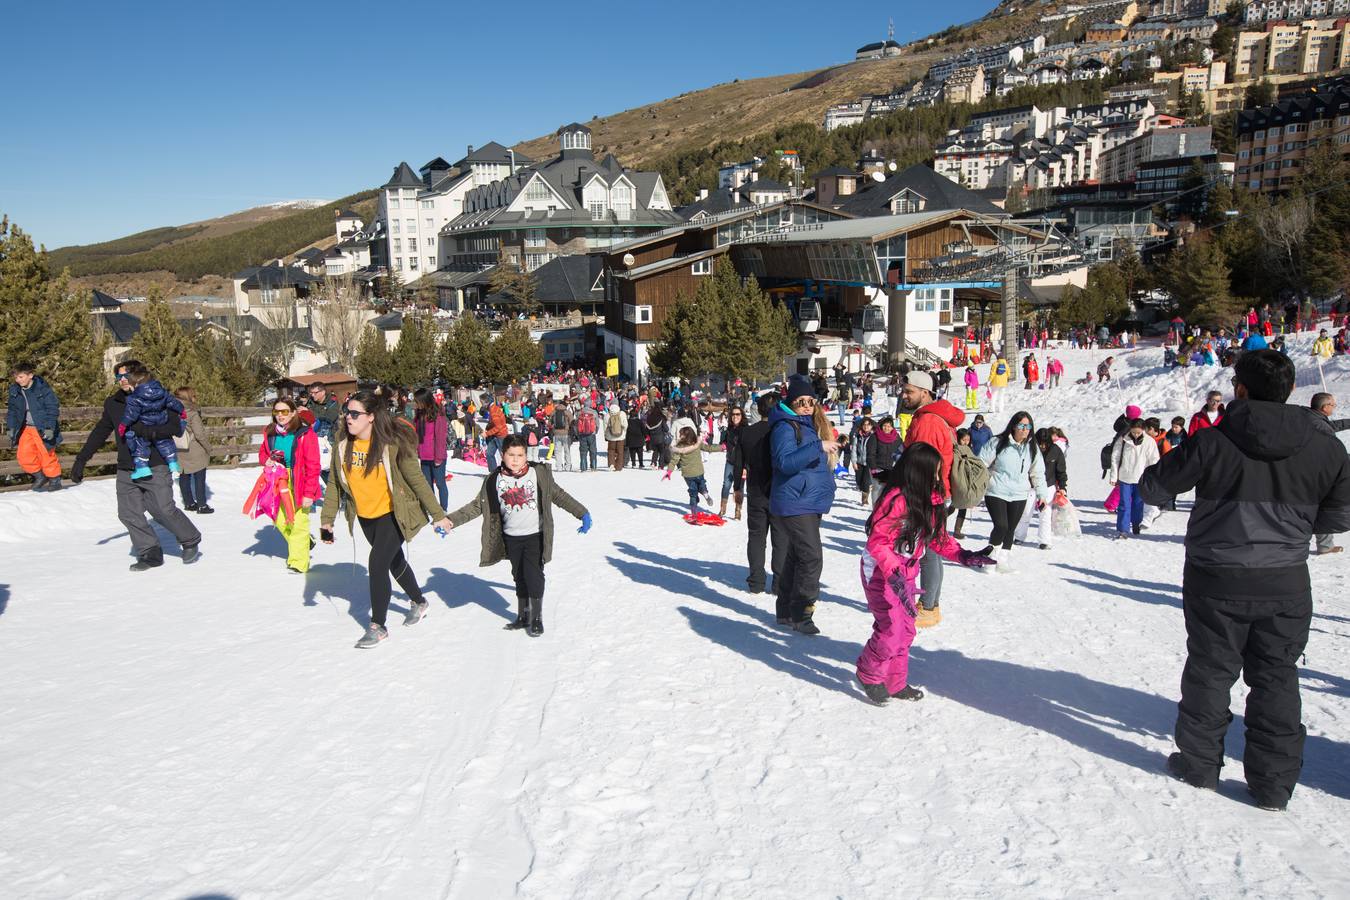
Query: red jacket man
901 370 966 495
484 399 509 440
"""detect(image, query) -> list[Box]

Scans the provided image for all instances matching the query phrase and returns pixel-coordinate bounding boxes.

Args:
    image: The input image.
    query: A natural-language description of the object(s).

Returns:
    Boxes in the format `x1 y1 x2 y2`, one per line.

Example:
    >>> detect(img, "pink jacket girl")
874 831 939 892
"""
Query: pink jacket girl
258 419 322 503
857 444 992 704
963 367 979 390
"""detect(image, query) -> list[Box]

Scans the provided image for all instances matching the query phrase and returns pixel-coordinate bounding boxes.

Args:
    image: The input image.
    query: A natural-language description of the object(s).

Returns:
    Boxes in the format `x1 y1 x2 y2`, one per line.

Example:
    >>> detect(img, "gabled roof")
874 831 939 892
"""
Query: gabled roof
837 164 1004 217
556 122 591 134
383 162 423 189
533 255 604 305
295 247 326 262
813 166 856 179
677 188 754 221
737 178 789 195
370 312 403 330
240 265 323 290
453 141 533 168
420 157 452 172
89 288 121 309
336 208 362 219
97 311 142 344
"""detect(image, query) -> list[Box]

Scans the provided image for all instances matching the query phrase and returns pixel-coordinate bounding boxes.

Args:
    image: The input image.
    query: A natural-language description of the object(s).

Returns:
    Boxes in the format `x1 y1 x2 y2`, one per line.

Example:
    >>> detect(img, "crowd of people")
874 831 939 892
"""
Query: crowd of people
6 331 1350 812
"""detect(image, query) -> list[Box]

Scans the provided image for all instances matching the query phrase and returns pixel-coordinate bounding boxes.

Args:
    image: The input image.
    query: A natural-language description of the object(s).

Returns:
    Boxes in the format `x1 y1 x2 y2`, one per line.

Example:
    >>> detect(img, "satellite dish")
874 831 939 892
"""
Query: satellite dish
888 161 898 171
871 171 886 183
622 252 636 268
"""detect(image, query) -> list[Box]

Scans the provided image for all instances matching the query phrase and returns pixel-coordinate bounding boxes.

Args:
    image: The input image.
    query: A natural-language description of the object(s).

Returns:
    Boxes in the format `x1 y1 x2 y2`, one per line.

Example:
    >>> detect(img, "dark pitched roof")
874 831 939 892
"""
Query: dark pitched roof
97 311 142 344
336 208 362 219
532 255 604 305
813 166 856 179
556 122 591 134
382 161 423 189
295 247 326 262
737 178 789 195
370 312 403 330
453 141 533 168
89 288 121 309
677 188 753 220
420 157 452 172
837 163 1004 217
240 265 323 290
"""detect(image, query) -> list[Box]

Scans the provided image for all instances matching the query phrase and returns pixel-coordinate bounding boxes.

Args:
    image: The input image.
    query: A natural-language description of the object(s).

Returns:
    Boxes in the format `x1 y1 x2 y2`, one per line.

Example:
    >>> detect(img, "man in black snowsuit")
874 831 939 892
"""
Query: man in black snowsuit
71 360 202 570
740 392 786 603
1141 350 1350 810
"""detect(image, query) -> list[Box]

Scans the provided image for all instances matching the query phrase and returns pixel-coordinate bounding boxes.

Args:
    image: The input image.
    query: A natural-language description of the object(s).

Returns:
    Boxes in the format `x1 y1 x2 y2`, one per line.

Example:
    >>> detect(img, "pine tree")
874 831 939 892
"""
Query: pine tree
0 216 109 402
389 313 438 386
129 287 216 393
1295 143 1350 299
486 320 543 383
354 325 395 384
1169 242 1242 326
740 273 796 383
437 313 493 386
488 252 541 316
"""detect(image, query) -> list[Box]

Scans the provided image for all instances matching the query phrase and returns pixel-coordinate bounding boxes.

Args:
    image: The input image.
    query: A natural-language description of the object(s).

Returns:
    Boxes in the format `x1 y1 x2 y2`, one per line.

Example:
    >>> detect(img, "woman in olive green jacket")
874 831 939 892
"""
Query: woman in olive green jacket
174 387 214 513
320 387 450 649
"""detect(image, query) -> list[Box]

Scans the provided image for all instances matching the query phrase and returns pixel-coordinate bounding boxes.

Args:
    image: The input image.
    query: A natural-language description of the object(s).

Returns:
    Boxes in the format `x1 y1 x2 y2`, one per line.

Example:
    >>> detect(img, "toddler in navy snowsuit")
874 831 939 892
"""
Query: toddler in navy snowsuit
119 375 185 479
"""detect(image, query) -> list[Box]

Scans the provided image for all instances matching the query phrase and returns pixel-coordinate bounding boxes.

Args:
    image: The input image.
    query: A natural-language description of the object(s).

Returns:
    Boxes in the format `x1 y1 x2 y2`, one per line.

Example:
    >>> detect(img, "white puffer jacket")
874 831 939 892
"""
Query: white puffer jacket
1110 433 1160 484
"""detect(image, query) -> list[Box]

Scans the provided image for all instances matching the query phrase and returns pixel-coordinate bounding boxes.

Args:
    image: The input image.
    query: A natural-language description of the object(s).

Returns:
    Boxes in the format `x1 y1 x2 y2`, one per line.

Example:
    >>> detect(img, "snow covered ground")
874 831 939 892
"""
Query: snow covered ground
2 341 1349 899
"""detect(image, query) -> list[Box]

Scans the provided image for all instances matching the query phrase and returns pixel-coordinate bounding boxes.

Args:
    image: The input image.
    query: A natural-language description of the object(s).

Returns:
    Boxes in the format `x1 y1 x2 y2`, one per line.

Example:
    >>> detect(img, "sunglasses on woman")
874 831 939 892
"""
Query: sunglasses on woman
273 407 294 416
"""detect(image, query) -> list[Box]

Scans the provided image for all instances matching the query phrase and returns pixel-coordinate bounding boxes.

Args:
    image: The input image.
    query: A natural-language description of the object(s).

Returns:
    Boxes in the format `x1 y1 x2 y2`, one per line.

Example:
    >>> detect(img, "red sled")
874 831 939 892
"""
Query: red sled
683 511 726 526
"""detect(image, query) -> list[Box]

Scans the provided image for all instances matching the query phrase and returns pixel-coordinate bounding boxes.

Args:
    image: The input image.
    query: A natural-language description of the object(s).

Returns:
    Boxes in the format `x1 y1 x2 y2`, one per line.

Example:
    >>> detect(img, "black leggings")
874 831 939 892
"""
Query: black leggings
358 514 425 626
505 532 546 599
986 496 1026 550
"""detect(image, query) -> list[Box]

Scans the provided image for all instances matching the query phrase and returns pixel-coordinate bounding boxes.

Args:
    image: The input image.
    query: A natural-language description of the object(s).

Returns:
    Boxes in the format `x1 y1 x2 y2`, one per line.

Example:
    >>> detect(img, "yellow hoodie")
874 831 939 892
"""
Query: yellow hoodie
988 357 1010 388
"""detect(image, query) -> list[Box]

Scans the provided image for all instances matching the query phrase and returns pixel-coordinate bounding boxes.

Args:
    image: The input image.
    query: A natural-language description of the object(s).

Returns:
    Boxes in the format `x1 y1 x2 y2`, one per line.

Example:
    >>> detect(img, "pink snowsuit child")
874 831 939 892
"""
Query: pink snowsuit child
857 491 985 695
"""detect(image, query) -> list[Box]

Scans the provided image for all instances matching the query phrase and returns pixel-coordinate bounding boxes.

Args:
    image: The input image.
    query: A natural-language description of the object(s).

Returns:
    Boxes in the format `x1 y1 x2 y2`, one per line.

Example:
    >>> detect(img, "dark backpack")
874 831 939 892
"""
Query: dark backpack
1100 442 1113 475
552 408 567 431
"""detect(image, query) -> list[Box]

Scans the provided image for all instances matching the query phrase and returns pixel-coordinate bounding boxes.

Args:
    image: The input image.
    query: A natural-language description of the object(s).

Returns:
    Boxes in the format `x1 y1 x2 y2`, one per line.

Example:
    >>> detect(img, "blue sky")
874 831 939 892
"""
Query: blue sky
2 0 994 250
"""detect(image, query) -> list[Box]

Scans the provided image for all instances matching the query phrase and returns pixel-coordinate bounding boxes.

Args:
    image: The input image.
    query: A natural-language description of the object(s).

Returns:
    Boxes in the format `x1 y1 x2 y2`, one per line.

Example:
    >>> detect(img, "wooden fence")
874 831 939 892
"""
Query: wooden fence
0 406 268 491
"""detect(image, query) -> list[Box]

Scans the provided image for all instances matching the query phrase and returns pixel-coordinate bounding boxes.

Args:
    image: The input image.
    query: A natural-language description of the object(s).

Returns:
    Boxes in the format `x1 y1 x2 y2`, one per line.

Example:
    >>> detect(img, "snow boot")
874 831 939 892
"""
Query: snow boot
859 679 890 705
31 472 48 491
527 597 544 637
792 616 820 635
734 490 743 520
403 599 428 627
996 547 1018 575
719 496 728 518
44 476 63 492
181 541 200 565
504 597 530 630
130 466 153 481
915 605 942 629
355 623 389 649
168 460 181 475
891 685 924 701
1247 785 1289 812
129 554 163 572
196 504 215 514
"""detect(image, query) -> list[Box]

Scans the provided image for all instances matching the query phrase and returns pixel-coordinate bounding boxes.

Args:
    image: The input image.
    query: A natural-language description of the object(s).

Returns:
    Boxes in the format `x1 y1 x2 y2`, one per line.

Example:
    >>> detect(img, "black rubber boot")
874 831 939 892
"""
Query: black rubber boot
504 597 530 631
527 597 544 637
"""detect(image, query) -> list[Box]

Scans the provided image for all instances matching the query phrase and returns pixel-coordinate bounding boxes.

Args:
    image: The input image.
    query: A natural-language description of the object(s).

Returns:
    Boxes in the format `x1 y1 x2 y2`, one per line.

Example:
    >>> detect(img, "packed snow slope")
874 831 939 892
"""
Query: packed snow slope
2 340 1349 899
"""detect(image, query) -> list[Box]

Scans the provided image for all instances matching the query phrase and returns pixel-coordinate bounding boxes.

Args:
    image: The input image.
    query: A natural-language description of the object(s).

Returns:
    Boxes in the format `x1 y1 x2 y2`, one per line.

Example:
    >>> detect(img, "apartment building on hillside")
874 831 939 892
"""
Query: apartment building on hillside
1097 126 1214 183
1235 81 1350 192
1234 21 1350 79
1244 0 1350 22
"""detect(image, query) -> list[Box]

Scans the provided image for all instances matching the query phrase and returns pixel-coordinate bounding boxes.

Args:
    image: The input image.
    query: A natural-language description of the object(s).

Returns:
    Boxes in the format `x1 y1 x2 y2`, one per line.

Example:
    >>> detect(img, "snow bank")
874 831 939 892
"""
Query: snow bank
1 344 1348 898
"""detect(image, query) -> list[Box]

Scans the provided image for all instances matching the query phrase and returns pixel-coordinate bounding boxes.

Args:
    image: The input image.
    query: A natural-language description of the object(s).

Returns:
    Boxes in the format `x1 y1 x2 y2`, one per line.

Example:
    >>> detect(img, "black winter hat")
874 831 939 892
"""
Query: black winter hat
784 374 814 403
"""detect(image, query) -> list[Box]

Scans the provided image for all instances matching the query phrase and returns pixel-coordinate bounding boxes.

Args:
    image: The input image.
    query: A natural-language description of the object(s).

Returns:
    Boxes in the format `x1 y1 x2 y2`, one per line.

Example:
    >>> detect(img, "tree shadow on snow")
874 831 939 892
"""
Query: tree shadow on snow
1224 714 1350 801
608 540 866 613
618 496 698 515
1303 668 1350 699
96 531 130 545
423 567 515 622
1050 563 1182 608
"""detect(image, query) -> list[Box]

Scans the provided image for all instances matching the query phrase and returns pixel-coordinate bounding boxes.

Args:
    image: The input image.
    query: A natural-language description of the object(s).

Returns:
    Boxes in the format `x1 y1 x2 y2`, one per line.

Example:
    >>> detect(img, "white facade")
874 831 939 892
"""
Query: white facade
824 101 867 131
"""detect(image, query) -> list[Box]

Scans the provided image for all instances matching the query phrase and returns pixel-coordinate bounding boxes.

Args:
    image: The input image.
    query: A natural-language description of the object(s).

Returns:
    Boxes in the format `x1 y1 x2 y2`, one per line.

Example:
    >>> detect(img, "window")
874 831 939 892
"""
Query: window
405 219 415 232
427 257 436 270
393 238 402 252
409 257 418 270
329 264 345 274
394 257 402 269
525 180 552 202
423 237 432 248
261 288 278 303
525 253 552 271
612 184 633 221
425 217 434 230
525 228 546 248
589 201 606 220
691 258 712 275
622 304 653 324
390 196 400 209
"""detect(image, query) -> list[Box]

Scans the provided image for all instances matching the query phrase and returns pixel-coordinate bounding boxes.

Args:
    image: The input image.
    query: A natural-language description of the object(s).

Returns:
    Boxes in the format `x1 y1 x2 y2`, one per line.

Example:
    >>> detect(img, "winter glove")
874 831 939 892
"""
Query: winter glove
320 527 335 544
578 512 593 535
957 548 996 569
662 470 672 481
885 568 923 616
117 423 127 438
40 429 54 442
70 459 85 484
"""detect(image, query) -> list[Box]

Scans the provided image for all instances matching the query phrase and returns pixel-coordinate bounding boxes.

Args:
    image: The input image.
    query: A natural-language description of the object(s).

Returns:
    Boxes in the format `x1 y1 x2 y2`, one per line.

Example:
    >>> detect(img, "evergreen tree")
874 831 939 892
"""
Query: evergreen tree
739 272 797 383
1295 143 1350 298
1004 179 1028 214
486 320 543 383
488 252 541 316
129 287 217 394
1243 79 1275 109
354 325 395 384
1167 242 1242 326
437 313 493 386
389 313 438 386
648 283 720 377
197 332 266 405
0 216 109 402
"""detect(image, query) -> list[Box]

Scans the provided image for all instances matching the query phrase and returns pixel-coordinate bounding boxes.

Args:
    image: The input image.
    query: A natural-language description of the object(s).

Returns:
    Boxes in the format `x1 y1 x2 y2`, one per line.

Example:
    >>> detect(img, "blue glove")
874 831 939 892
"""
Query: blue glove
434 527 447 538
578 512 593 534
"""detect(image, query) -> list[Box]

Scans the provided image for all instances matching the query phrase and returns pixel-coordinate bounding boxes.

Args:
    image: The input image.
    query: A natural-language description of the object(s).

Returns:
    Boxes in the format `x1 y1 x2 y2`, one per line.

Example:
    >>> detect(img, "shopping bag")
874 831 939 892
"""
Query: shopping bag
1052 498 1081 537
1103 484 1120 513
